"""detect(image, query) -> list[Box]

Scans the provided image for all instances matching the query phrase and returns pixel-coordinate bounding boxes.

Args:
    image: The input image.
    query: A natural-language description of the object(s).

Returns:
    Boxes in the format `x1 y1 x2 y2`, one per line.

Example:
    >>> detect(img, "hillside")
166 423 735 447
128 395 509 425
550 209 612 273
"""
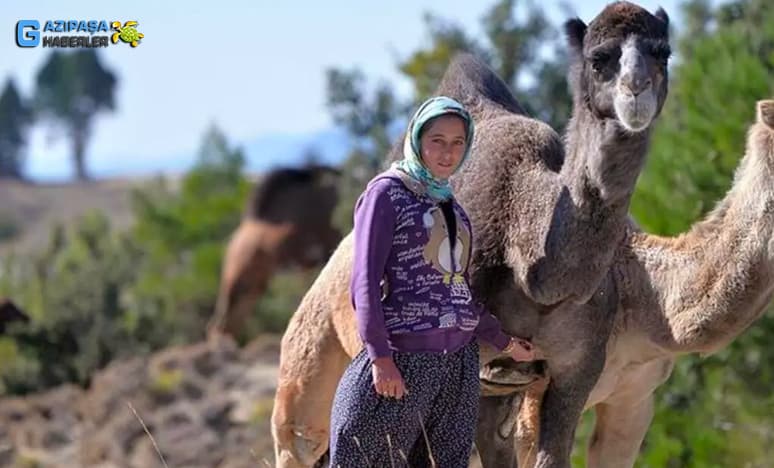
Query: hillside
0 178 145 257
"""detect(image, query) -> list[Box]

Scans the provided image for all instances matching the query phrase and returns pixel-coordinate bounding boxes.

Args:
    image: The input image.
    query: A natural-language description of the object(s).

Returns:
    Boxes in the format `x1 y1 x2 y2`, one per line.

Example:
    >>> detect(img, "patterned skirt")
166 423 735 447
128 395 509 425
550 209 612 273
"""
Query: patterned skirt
329 340 480 467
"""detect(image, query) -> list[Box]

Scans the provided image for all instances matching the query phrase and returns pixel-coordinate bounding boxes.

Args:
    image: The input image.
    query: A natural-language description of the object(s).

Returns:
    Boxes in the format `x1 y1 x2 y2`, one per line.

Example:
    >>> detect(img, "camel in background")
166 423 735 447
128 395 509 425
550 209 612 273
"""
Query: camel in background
207 165 341 338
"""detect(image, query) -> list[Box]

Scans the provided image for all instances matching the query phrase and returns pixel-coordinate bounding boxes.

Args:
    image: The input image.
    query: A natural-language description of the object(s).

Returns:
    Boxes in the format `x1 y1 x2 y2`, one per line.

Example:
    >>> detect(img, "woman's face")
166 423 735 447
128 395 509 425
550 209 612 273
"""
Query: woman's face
419 114 467 180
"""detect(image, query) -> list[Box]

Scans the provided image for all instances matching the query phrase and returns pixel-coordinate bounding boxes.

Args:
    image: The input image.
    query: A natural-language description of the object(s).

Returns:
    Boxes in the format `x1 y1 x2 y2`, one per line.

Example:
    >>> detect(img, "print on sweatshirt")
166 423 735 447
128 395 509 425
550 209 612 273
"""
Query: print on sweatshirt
370 175 479 334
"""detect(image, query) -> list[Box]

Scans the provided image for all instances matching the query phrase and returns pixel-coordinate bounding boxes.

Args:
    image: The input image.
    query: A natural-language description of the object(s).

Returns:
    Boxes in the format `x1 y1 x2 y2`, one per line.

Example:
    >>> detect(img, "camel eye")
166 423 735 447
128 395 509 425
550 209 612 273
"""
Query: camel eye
591 52 610 72
643 39 672 65
589 46 618 73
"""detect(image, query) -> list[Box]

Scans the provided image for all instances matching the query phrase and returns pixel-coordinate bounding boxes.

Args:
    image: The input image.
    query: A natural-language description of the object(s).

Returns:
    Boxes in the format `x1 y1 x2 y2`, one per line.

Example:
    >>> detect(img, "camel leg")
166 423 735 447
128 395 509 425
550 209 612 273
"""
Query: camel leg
271 319 351 467
587 397 654 468
530 352 605 468
515 378 549 468
474 377 547 468
211 291 261 338
208 257 273 339
476 393 521 468
209 221 288 338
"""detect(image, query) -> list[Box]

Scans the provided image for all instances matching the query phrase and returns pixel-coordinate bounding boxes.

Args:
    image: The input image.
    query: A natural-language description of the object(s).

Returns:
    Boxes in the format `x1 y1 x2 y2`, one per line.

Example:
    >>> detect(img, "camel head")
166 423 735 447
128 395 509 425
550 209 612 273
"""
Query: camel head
565 1 671 132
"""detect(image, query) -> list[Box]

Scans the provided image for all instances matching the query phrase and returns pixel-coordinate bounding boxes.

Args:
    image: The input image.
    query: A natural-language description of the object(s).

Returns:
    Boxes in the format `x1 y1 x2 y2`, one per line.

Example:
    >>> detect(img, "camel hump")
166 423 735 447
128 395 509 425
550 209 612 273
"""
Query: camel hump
756 100 774 129
436 53 527 117
246 165 341 221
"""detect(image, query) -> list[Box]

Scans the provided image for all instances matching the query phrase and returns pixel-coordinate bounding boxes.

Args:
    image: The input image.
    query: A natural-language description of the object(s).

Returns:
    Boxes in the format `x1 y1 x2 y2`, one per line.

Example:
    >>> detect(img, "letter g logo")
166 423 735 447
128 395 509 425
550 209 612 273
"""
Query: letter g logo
16 20 40 47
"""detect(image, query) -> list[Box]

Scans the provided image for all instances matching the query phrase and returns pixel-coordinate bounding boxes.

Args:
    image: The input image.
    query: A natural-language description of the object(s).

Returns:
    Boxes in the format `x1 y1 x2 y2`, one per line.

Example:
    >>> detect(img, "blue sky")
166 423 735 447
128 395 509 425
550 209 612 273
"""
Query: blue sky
1 0 685 180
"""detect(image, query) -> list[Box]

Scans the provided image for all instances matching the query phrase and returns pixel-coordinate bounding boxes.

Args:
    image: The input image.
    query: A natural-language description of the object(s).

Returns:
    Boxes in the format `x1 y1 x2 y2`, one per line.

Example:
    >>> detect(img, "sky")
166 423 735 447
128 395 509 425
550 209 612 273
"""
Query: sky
1 0 686 181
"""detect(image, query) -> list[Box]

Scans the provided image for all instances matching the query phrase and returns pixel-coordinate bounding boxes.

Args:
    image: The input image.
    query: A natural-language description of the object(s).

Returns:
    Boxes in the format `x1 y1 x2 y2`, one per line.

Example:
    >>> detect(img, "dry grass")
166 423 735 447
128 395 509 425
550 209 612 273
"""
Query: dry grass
124 398 477 467
126 400 170 468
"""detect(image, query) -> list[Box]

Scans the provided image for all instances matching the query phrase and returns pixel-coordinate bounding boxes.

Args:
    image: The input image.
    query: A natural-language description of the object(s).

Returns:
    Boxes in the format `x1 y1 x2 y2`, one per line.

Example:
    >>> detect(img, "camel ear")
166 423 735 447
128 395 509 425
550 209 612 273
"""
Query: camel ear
654 7 669 27
564 18 587 55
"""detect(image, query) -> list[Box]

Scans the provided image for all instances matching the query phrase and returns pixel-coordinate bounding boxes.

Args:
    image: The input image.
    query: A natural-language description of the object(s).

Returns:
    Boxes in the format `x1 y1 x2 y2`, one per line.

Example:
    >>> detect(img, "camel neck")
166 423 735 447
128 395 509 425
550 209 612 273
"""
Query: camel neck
561 106 651 208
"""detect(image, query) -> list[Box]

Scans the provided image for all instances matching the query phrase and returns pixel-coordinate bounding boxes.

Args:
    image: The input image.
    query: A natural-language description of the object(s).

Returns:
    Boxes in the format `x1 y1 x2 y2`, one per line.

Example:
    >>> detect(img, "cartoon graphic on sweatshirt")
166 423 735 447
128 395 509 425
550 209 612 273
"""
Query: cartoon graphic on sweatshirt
421 205 472 292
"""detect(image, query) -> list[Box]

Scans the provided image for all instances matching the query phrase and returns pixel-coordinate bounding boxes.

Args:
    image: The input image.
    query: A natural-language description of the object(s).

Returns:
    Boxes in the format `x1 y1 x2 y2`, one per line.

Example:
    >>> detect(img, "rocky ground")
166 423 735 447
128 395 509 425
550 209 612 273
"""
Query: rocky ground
0 335 281 468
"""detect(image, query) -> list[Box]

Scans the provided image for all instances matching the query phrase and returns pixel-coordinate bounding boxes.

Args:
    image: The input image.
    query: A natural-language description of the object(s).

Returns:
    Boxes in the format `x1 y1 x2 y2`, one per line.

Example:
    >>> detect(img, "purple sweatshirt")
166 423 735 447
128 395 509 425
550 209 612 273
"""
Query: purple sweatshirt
350 170 511 360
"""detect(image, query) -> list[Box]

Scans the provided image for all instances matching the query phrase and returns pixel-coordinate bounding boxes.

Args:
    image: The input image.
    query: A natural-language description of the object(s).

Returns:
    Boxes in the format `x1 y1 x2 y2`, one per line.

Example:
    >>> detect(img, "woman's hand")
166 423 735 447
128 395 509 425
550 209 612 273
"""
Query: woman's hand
505 336 540 362
371 356 407 399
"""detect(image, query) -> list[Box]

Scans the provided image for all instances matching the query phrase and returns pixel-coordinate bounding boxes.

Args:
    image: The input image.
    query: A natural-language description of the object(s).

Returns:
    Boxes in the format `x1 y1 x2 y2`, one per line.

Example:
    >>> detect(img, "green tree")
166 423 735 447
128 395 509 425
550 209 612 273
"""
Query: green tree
325 69 403 231
326 68 402 174
398 0 570 130
0 213 141 394
481 0 572 131
0 78 32 179
632 0 774 235
34 50 117 180
680 0 714 53
398 13 486 100
522 48 573 132
128 125 250 345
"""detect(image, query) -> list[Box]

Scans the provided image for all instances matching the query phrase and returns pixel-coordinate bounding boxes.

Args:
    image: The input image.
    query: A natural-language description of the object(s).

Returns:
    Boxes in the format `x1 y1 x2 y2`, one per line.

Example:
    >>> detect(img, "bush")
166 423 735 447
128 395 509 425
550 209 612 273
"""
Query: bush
0 125 320 395
0 213 19 242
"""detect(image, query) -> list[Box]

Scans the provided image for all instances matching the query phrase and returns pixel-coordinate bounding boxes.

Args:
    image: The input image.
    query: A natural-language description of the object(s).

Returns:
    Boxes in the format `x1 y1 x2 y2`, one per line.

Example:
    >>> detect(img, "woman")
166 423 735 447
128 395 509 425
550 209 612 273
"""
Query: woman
329 96 537 467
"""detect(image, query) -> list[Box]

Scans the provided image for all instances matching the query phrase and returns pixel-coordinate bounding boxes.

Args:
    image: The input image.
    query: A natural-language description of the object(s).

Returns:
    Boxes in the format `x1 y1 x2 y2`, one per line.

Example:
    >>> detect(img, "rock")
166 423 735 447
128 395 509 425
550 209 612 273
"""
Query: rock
0 334 283 467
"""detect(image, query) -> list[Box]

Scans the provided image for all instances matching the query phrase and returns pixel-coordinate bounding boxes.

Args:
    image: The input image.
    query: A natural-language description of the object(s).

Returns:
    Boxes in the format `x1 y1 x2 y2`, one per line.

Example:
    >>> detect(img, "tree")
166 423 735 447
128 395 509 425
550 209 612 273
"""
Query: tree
398 13 487 100
480 0 572 131
0 78 32 179
325 68 403 231
325 68 402 174
632 0 774 235
34 50 117 180
680 0 714 52
128 124 250 345
0 212 142 394
520 48 573 133
398 0 570 131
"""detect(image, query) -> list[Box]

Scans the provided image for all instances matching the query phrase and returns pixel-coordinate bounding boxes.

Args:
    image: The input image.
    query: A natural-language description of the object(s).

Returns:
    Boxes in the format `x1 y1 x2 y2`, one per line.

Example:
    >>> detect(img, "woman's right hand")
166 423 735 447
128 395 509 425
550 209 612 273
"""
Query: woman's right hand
371 356 407 399
505 336 540 362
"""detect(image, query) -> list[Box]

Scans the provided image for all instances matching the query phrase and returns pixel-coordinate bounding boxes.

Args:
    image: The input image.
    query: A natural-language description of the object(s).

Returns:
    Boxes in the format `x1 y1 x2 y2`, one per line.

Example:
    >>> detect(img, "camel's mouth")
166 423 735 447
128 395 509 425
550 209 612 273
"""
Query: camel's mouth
614 90 657 132
479 378 531 396
479 359 546 396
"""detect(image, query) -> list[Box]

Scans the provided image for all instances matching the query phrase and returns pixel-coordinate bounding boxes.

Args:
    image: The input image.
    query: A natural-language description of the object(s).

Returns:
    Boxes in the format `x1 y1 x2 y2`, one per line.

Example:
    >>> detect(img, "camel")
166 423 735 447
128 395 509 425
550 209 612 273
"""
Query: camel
272 1 674 465
0 298 29 334
207 165 341 338
515 100 774 468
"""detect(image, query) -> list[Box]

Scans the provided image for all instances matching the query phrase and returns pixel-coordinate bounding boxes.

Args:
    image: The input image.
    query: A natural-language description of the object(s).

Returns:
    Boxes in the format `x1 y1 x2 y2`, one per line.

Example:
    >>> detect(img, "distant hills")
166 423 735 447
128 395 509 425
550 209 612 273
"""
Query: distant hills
25 127 355 182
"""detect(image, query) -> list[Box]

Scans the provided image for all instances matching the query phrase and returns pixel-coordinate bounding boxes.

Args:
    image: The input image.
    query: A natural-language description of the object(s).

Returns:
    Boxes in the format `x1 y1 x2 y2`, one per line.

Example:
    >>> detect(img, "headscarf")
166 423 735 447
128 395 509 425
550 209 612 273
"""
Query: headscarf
391 96 474 201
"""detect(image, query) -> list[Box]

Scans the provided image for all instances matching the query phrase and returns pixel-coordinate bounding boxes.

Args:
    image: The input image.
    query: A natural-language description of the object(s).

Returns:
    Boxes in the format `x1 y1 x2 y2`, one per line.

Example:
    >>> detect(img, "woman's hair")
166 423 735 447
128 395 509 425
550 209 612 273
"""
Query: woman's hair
417 114 469 143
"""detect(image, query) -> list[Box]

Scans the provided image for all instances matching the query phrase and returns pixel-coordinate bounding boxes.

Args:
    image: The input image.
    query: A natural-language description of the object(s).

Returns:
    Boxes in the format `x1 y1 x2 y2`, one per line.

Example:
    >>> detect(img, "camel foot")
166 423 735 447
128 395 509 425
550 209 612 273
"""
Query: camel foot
273 424 328 468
